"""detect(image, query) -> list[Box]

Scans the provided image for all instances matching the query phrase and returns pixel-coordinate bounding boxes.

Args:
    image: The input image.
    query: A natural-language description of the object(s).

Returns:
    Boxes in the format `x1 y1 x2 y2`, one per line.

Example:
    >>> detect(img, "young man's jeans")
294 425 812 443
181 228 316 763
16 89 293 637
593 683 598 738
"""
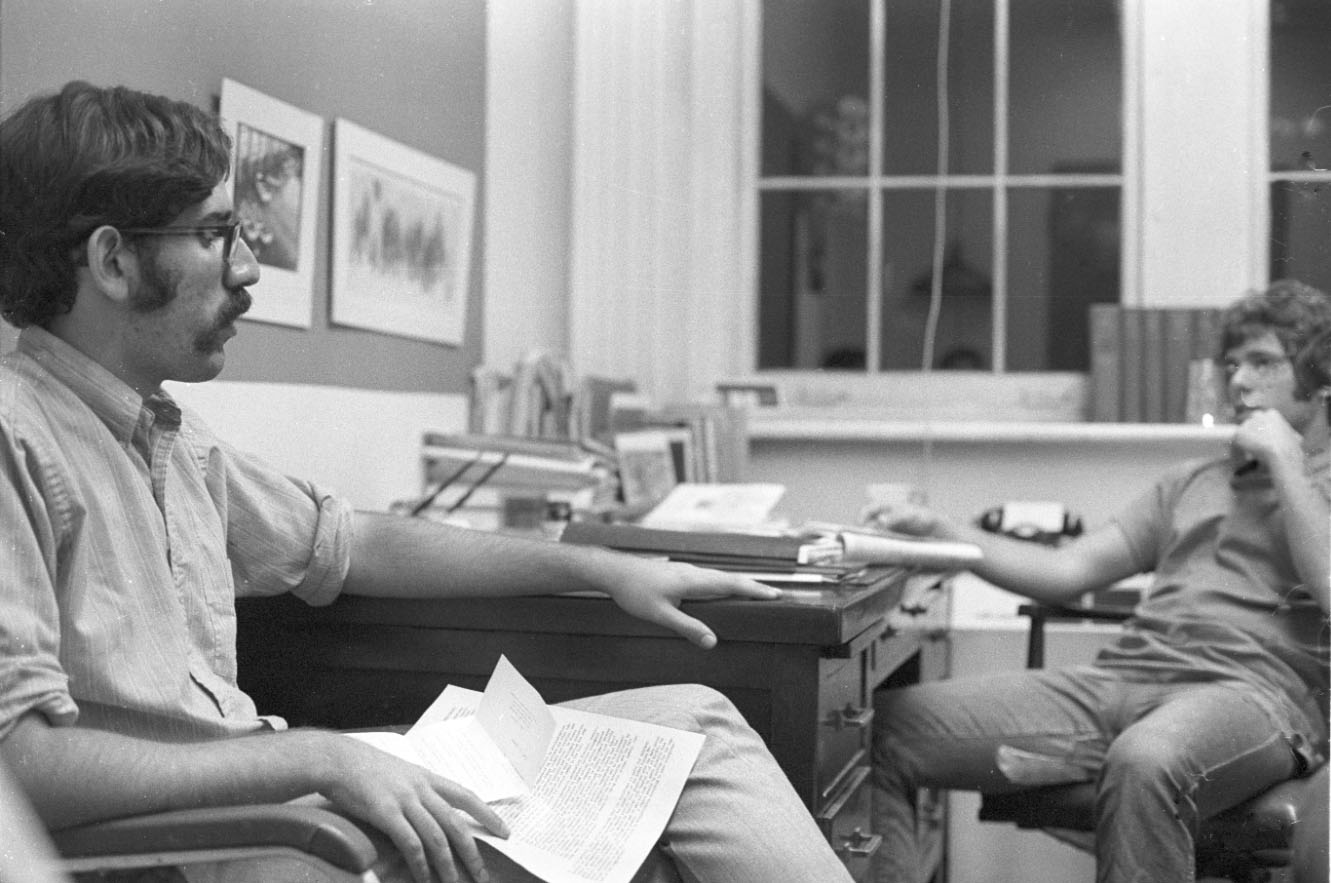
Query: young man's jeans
871 665 1299 883
185 684 853 883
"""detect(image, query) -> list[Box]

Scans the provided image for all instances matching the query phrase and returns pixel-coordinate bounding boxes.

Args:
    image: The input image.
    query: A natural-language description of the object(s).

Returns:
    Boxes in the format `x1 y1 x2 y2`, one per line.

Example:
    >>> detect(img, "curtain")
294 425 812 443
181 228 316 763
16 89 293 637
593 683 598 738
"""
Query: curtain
569 0 755 404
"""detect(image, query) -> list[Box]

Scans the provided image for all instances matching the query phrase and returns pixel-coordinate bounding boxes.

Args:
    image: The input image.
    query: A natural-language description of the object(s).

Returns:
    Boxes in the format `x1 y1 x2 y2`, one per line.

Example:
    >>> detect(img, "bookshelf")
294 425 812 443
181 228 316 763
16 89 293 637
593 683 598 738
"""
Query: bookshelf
745 415 1235 445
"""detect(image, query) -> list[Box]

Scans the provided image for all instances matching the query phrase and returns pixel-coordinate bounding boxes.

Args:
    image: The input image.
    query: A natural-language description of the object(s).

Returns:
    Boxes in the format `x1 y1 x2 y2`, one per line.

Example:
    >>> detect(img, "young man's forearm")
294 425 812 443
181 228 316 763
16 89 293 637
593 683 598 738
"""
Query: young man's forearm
0 713 336 829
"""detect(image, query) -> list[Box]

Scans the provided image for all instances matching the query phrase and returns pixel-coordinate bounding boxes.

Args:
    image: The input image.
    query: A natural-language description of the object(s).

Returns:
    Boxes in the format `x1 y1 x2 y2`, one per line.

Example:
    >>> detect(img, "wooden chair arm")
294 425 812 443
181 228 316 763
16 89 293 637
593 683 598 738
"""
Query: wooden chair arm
50 803 378 873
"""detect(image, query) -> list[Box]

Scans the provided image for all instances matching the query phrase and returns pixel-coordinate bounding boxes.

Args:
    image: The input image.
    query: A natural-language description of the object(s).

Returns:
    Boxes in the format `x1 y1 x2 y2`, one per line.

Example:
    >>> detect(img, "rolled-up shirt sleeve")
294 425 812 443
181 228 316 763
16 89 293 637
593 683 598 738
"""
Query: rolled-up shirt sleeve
204 430 353 607
0 422 80 740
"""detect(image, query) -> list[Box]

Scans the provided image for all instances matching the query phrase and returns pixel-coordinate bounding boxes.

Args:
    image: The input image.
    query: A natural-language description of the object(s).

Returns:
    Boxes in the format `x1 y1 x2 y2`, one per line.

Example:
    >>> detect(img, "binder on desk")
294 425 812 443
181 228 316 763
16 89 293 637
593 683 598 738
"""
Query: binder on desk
558 522 838 575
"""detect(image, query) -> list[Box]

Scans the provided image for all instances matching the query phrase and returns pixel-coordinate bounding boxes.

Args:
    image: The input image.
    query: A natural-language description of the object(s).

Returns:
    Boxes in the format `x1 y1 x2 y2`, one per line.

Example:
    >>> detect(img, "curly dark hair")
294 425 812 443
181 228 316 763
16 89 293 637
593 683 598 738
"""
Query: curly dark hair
1218 279 1331 396
0 81 233 328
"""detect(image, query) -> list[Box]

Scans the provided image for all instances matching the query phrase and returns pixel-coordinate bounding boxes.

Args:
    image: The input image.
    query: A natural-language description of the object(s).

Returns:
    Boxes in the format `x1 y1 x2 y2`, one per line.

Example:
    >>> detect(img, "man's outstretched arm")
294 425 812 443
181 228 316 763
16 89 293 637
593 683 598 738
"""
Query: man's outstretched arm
343 512 782 649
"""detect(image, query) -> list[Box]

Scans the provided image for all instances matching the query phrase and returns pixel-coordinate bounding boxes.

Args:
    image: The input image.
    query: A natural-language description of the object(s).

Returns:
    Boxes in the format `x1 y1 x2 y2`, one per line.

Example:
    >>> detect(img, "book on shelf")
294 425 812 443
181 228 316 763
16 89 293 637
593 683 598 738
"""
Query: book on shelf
348 655 701 883
570 375 638 445
1141 307 1167 422
1087 305 1225 424
1119 307 1145 422
1088 303 1121 422
469 365 514 435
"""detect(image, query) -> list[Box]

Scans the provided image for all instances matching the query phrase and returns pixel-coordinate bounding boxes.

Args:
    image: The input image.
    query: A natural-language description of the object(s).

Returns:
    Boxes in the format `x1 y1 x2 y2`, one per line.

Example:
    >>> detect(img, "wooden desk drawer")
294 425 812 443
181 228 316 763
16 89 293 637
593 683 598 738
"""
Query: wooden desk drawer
817 765 878 882
817 653 873 801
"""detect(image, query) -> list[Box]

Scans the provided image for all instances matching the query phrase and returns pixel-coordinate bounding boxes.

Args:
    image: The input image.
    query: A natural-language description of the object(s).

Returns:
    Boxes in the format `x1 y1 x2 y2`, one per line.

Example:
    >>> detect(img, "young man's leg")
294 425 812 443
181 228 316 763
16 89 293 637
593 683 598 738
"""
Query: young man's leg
186 684 850 883
1093 682 1299 883
564 684 854 883
871 666 1119 883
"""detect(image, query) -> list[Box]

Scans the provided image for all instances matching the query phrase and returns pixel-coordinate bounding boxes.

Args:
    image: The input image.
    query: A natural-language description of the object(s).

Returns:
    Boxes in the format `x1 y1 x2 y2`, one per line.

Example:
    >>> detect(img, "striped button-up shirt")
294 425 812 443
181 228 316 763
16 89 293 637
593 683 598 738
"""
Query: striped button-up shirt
0 327 353 741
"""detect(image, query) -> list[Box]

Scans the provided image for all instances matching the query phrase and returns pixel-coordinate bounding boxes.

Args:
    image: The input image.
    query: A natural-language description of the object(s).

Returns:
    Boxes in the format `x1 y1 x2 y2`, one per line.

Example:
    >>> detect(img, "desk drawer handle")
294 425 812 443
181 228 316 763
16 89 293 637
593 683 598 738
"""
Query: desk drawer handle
824 704 874 730
836 827 882 859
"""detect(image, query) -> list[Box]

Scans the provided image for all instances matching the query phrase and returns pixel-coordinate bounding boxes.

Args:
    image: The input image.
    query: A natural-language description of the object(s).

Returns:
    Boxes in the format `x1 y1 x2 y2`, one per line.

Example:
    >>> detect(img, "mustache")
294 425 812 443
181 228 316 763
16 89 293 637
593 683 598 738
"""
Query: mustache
217 288 253 328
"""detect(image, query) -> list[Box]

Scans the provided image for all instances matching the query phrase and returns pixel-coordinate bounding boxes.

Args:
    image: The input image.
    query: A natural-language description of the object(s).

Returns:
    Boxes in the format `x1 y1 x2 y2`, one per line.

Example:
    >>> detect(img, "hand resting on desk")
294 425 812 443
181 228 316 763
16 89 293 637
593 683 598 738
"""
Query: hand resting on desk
345 512 781 651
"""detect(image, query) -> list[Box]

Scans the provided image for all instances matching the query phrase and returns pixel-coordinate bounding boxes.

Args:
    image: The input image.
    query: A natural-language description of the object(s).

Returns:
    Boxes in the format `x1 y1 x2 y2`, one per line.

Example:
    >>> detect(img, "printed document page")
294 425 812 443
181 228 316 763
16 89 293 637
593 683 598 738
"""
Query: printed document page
356 656 704 883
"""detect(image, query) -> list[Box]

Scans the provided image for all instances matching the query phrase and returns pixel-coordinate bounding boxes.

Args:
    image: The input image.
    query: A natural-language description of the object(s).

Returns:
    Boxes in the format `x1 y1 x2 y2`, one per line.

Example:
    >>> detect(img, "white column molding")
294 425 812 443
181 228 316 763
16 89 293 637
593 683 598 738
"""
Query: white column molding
1136 0 1267 306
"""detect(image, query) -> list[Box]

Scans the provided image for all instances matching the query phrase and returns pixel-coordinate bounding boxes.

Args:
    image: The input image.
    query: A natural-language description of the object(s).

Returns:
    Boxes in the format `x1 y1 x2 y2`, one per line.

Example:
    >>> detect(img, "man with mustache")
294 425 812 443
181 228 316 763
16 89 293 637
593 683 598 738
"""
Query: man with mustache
866 279 1331 882
0 81 854 883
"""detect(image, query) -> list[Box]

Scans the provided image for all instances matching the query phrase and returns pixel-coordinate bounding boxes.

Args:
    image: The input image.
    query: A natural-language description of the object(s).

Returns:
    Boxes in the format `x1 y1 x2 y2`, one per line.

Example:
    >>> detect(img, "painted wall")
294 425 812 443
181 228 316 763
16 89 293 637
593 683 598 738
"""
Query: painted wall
0 0 487 395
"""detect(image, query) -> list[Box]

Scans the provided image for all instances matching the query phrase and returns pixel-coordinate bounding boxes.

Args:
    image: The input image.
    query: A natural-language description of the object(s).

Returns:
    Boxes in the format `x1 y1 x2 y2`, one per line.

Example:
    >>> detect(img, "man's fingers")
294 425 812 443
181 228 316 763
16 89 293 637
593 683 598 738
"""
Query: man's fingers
380 813 439 883
651 606 716 648
718 574 782 600
436 781 510 839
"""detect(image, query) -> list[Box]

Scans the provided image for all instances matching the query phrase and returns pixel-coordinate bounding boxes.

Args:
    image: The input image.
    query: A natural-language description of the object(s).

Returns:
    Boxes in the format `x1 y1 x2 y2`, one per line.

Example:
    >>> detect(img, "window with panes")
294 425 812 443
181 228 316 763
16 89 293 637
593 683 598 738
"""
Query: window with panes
758 0 1124 373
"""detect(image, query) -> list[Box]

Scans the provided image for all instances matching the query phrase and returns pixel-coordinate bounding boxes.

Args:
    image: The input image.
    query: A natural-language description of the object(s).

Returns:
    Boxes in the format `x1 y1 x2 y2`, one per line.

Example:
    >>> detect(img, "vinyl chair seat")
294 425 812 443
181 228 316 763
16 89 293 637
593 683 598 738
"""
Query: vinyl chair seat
50 803 378 876
979 774 1308 868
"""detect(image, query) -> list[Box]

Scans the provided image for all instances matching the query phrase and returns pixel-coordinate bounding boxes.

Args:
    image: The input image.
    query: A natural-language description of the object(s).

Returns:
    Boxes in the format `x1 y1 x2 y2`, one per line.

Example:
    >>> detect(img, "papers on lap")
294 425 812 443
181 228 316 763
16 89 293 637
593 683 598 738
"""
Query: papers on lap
344 656 703 883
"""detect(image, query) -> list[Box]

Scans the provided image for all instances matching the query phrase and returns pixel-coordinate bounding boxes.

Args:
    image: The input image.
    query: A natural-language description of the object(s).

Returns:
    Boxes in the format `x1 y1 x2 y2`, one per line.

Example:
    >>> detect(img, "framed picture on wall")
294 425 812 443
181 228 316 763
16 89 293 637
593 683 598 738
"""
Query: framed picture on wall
218 79 323 328
330 119 475 346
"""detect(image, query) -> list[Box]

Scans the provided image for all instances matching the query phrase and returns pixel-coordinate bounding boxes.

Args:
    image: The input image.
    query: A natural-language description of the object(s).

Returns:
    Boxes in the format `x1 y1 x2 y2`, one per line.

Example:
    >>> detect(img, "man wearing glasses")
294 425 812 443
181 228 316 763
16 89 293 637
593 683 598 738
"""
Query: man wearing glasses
0 82 854 883
866 278 1331 883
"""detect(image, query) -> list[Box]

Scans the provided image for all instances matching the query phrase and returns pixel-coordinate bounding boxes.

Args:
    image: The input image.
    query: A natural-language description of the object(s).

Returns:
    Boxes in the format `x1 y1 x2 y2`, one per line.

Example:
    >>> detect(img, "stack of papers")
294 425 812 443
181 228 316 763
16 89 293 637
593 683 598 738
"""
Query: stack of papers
348 657 702 883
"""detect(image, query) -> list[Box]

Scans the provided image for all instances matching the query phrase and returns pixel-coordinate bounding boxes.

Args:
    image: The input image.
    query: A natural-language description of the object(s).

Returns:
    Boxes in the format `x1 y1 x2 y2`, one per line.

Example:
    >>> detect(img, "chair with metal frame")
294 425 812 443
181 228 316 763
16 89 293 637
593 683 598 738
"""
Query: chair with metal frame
976 602 1325 883
47 802 380 882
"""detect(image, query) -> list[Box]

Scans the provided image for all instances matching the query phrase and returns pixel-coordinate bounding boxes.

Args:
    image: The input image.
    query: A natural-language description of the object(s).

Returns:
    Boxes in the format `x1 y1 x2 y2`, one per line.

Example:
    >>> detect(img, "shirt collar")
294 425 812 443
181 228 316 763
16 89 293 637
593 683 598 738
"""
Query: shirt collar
17 326 177 442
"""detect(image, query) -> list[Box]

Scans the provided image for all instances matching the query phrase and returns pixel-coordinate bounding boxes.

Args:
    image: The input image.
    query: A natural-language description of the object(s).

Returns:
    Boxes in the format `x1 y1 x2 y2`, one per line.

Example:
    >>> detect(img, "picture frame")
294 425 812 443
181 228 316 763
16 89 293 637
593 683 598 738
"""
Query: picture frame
218 79 322 328
330 118 475 346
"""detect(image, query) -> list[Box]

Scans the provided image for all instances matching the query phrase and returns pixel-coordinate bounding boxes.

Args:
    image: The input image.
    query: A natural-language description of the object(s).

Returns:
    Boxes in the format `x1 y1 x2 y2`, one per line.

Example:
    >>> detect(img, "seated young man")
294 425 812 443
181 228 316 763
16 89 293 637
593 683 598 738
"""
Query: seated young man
0 81 854 883
865 279 1330 883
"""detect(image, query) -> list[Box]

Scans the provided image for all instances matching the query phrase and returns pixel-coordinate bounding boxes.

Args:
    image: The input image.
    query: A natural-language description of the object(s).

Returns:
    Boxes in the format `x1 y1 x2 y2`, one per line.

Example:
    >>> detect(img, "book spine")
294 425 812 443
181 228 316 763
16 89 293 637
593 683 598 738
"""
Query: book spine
1163 309 1196 422
1141 308 1166 423
1089 303 1121 422
1119 307 1145 423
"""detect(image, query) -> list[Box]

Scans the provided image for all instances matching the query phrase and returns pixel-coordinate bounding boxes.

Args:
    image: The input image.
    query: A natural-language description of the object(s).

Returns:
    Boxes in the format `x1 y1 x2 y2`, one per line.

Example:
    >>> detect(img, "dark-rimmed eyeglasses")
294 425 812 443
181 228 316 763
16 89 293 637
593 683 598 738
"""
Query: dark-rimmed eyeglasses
119 221 243 264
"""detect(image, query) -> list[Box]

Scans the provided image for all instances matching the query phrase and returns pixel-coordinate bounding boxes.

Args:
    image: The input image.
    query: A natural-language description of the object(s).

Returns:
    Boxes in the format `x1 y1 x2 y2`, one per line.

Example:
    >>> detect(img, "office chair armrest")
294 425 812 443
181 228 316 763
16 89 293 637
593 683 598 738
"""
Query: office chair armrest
50 803 378 873
1016 602 1135 669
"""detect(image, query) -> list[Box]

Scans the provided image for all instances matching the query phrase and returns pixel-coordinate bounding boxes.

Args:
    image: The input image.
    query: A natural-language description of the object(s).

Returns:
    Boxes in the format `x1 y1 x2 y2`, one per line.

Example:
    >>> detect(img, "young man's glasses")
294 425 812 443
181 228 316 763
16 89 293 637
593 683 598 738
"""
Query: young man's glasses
119 221 243 264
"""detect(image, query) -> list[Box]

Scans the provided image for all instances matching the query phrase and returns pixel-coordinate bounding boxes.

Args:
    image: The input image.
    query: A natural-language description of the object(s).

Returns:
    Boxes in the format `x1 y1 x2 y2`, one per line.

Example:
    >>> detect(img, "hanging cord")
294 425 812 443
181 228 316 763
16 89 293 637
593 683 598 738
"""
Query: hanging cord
917 0 953 498
922 0 952 375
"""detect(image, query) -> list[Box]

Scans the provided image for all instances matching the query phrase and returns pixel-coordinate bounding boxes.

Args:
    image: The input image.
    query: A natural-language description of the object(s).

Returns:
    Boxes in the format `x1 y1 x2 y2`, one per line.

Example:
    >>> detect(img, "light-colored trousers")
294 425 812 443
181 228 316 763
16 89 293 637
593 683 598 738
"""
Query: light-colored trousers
184 684 853 883
871 665 1302 883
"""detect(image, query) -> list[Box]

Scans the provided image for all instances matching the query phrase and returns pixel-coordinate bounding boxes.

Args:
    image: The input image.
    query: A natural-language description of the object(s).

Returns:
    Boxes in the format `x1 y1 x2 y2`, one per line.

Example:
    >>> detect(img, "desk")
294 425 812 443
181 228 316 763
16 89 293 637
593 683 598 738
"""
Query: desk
236 567 949 881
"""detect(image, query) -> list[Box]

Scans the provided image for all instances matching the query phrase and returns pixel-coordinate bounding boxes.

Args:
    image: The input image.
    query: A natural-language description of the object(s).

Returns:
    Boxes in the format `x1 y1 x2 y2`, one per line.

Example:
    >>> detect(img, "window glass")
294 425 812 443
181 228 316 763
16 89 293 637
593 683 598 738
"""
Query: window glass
1009 0 1121 175
883 0 994 176
880 188 993 370
1006 185 1120 371
1271 182 1331 293
1269 0 1331 173
1269 0 1331 293
758 190 869 369
762 0 871 178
